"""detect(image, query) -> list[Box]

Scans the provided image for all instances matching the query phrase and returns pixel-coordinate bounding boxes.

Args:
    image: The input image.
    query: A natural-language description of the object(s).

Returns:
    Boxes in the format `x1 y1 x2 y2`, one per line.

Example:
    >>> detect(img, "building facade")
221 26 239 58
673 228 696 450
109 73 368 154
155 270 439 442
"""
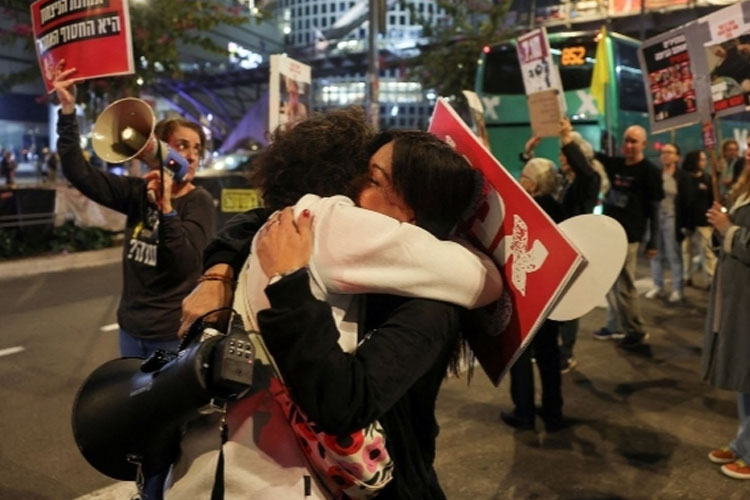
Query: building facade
277 0 447 128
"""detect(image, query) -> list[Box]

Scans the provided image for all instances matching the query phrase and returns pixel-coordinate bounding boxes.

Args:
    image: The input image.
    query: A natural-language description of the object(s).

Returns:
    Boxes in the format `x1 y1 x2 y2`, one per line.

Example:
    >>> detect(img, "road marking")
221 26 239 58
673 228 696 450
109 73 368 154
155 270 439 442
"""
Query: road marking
0 346 25 358
100 323 119 332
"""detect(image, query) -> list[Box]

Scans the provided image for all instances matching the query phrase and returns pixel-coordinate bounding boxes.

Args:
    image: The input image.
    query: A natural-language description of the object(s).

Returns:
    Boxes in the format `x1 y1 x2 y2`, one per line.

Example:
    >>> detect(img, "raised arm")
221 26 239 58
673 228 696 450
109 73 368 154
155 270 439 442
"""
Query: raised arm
55 62 142 213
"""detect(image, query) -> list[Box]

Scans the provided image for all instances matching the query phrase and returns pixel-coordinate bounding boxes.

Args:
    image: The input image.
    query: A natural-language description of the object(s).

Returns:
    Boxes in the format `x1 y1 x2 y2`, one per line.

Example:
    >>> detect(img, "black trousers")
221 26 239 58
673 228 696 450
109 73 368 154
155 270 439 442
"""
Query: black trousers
509 320 562 420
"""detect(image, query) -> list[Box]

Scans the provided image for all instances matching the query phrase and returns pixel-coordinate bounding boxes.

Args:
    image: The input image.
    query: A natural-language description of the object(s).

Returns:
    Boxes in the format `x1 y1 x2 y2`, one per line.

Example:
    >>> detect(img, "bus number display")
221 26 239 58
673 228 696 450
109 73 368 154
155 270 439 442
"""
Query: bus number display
561 46 587 66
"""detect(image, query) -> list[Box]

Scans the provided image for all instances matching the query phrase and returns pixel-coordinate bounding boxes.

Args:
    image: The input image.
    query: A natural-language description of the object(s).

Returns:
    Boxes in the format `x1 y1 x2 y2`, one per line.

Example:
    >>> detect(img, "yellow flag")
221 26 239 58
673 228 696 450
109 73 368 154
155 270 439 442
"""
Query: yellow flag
590 26 609 115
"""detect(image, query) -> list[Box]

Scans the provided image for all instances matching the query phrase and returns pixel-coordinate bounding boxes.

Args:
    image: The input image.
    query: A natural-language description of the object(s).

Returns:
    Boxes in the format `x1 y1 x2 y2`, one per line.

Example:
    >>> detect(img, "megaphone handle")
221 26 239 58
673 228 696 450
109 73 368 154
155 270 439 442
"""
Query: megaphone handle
157 140 165 202
145 141 165 208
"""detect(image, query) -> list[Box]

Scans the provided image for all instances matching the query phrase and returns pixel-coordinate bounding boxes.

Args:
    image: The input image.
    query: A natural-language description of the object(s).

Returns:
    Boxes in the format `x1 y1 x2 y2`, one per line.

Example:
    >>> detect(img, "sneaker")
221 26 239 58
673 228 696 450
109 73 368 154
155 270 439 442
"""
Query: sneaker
709 446 737 464
721 459 750 479
667 290 683 303
644 287 664 299
560 357 577 374
618 332 649 349
593 327 626 340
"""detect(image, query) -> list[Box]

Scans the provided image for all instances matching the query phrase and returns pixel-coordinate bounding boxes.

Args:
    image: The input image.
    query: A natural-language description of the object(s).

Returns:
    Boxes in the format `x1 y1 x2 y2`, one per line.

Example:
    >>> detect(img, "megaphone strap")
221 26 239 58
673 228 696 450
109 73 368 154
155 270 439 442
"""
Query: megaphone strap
211 402 229 500
178 306 238 351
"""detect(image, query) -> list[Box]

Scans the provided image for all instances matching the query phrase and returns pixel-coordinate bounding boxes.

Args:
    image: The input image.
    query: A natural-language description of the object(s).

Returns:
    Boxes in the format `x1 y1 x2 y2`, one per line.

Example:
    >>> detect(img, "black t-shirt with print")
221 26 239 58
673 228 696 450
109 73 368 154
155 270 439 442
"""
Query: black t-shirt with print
597 153 664 244
58 112 216 340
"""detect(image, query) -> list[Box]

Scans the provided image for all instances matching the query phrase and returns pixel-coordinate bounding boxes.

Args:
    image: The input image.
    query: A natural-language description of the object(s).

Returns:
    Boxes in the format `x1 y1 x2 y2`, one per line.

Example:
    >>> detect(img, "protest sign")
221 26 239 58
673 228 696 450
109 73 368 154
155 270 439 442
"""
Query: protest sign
528 89 563 138
699 2 750 116
31 0 134 93
269 54 311 133
429 98 584 385
516 27 565 137
639 24 713 134
462 90 490 148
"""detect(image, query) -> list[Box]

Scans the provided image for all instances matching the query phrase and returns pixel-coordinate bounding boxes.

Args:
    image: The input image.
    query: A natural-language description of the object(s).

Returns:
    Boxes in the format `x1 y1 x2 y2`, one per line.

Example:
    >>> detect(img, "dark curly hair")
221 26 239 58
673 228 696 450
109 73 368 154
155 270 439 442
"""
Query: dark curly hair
250 107 375 211
681 149 705 174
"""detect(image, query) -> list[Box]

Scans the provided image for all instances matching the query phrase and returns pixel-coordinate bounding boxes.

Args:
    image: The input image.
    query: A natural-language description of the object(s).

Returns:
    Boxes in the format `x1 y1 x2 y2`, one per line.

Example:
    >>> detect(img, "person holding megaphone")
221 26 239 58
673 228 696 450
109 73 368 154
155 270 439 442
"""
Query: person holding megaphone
54 60 216 358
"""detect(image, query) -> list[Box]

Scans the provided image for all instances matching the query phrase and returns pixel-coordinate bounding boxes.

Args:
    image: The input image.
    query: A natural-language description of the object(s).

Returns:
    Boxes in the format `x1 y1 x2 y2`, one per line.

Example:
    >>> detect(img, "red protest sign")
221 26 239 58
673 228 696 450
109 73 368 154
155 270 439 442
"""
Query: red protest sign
31 0 134 93
429 98 583 385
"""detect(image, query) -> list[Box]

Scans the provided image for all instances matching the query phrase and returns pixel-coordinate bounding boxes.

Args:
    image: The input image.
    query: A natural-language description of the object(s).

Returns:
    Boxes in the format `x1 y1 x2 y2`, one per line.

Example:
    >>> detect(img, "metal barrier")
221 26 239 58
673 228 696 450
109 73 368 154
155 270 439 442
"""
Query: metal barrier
0 211 57 229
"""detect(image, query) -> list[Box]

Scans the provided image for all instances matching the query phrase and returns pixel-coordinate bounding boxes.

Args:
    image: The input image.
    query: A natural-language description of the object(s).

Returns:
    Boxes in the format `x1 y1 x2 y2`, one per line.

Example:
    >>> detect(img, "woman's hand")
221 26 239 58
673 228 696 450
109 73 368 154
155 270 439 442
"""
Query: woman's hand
707 201 731 235
52 59 78 115
257 207 313 280
143 169 174 212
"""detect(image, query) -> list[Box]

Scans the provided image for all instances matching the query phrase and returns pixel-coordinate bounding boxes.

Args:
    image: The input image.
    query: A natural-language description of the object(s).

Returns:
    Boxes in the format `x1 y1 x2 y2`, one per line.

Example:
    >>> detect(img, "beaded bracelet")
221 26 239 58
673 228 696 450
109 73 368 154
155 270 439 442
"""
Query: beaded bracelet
197 273 235 285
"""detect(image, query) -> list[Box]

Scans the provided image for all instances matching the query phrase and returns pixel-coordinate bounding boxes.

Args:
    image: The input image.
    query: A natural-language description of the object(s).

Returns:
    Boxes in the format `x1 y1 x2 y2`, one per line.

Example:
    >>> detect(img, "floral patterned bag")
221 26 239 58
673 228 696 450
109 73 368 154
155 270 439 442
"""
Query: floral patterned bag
269 377 394 499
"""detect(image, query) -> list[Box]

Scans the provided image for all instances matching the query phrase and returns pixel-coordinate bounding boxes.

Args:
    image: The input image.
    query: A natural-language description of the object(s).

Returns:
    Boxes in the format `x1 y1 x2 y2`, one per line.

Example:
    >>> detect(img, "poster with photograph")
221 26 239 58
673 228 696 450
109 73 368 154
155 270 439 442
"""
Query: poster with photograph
429 98 584 385
269 54 311 133
699 2 750 115
642 32 697 123
517 27 554 94
31 0 134 93
639 24 713 134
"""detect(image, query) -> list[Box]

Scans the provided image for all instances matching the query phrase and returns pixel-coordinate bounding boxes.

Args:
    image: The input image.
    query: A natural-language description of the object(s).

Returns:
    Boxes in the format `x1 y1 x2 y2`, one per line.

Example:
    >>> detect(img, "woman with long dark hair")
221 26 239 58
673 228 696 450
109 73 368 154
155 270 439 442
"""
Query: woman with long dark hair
678 150 716 289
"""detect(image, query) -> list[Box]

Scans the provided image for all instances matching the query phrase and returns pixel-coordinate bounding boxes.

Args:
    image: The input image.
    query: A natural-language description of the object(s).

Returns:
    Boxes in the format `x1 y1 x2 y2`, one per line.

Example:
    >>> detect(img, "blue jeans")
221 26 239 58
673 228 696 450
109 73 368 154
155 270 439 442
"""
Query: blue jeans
650 212 683 293
119 329 181 358
730 392 750 462
118 329 179 500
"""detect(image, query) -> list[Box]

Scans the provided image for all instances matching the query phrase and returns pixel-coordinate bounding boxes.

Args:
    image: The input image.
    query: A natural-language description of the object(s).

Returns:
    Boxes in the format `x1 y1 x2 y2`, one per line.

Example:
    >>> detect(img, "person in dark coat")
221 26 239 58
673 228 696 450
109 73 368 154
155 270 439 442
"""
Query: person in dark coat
520 119 602 373
501 157 566 432
678 150 717 289
556 119 601 372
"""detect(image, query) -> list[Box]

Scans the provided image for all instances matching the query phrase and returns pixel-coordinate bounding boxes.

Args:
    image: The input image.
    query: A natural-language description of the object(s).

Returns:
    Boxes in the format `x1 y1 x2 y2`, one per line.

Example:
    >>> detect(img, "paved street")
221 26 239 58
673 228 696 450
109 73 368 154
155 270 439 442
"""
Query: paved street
0 258 747 499
436 276 746 500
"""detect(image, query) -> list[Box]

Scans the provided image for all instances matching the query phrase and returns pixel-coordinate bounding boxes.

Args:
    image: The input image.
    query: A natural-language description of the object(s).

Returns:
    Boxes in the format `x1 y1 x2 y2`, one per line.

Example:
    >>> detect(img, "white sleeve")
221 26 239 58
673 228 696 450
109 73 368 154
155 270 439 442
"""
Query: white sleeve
294 194 503 308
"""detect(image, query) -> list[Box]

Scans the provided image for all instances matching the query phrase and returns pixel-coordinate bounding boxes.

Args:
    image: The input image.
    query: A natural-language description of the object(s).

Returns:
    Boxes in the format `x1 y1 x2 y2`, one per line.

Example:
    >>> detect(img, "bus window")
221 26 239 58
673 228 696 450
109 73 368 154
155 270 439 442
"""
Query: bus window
482 46 525 95
615 40 647 112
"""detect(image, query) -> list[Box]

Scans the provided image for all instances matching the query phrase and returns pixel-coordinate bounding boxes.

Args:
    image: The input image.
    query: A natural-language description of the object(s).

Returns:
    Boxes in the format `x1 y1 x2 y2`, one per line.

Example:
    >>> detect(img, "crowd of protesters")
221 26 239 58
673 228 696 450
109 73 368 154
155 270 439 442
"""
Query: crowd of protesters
41 88 750 496
508 121 750 482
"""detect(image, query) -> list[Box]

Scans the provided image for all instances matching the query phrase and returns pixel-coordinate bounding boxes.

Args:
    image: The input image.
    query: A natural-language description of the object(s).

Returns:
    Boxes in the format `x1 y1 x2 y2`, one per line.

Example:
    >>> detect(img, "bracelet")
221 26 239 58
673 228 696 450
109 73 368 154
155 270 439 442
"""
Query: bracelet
268 267 304 285
197 273 235 285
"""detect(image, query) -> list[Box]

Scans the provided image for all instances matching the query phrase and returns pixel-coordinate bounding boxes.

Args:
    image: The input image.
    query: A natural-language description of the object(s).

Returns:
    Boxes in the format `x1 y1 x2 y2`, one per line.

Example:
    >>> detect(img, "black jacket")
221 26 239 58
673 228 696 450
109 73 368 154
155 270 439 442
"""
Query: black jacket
560 142 600 217
677 170 713 232
259 271 460 499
